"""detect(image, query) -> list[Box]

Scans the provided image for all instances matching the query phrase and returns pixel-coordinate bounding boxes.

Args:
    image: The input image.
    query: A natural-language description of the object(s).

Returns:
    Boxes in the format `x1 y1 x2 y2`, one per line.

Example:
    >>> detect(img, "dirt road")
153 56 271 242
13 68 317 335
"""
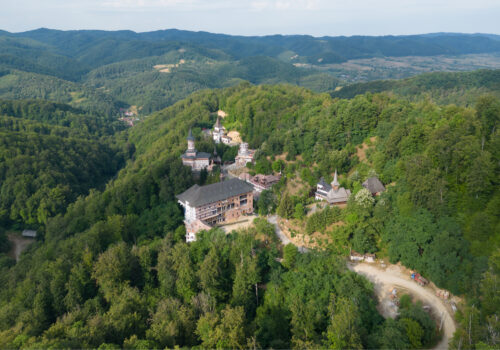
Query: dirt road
7 234 34 262
349 262 455 350
268 215 455 348
267 215 308 253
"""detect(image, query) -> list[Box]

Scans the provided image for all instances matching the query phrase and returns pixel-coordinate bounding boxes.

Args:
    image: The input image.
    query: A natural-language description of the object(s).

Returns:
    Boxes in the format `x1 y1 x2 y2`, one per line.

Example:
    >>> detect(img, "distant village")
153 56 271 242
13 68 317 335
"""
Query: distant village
118 108 140 127
177 111 386 243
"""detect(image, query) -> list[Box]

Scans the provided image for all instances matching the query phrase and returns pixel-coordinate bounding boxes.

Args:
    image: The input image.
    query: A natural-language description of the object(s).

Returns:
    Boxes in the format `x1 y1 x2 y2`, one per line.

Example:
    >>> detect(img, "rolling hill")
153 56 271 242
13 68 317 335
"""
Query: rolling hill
331 69 500 105
1 29 500 115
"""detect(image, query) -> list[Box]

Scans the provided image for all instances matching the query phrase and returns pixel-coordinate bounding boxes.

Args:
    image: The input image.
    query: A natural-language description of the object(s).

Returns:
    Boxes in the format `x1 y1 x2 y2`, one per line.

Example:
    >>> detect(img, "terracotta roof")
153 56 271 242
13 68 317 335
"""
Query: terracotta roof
177 178 253 207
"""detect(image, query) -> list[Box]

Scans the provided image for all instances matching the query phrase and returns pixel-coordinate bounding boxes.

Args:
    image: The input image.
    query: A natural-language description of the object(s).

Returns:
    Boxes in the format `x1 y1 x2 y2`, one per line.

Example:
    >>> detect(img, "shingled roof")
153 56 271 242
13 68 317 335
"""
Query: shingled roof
326 187 351 203
177 178 253 207
362 177 385 194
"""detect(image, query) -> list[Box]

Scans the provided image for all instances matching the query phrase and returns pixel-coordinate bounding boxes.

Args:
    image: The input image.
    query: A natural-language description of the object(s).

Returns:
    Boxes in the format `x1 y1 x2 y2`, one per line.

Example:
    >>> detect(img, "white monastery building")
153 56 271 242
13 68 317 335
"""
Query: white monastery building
235 142 256 166
177 178 254 242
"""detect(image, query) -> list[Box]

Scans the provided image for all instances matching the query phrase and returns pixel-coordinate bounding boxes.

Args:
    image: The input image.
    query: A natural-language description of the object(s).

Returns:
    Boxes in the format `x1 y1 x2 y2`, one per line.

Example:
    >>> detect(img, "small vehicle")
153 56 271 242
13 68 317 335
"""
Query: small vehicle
411 272 429 286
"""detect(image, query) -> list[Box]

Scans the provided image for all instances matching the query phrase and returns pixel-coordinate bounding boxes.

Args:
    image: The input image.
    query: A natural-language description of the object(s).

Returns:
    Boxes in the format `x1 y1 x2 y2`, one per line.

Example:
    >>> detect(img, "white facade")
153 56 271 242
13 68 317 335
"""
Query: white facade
212 116 227 144
181 129 212 171
182 202 197 222
183 158 211 171
186 231 197 242
235 142 255 166
213 128 223 143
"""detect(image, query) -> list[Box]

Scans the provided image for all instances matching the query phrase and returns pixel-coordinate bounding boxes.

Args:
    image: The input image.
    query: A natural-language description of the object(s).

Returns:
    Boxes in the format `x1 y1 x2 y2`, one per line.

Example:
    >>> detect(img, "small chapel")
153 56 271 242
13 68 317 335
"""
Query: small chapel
315 170 351 205
212 115 232 144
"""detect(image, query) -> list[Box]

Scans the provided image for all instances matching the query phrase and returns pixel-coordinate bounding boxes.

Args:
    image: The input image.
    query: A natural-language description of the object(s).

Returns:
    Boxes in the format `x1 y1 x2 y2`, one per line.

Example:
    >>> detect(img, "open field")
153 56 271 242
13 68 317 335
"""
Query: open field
298 53 500 82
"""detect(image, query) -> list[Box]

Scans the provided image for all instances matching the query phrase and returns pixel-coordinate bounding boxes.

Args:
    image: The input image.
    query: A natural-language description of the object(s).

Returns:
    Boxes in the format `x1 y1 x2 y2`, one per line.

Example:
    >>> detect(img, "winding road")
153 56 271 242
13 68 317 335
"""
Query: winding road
350 263 455 350
266 215 455 349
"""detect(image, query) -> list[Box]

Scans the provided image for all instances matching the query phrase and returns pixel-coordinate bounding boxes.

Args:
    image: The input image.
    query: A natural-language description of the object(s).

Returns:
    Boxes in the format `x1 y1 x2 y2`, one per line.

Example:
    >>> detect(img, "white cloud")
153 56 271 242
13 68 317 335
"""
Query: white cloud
101 0 197 9
250 0 320 11
0 0 499 35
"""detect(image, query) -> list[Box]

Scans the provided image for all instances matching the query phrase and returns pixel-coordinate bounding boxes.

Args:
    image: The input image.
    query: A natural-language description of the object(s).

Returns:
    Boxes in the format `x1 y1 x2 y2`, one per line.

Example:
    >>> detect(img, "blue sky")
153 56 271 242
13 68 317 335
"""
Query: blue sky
2 0 500 36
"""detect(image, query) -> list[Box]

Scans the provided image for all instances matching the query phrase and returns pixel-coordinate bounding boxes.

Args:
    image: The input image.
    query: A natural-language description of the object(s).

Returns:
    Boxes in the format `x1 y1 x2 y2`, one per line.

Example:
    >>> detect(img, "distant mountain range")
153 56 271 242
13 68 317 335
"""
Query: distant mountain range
4 29 500 71
1 28 499 114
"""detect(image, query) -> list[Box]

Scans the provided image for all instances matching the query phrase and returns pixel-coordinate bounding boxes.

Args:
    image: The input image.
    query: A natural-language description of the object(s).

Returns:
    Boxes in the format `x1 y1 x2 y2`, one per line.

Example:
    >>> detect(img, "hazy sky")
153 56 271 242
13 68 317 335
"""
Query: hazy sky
2 0 500 36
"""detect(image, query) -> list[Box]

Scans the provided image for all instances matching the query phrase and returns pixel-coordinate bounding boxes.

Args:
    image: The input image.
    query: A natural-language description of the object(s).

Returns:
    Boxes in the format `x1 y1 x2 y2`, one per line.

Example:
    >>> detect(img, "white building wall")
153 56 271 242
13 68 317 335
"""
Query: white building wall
192 159 210 171
186 232 197 242
213 131 221 144
184 203 197 223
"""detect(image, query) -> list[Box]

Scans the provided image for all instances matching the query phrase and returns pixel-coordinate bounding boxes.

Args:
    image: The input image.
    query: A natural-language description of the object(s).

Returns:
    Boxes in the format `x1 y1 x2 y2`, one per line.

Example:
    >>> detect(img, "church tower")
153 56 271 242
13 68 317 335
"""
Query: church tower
186 128 196 156
331 169 340 191
213 116 223 143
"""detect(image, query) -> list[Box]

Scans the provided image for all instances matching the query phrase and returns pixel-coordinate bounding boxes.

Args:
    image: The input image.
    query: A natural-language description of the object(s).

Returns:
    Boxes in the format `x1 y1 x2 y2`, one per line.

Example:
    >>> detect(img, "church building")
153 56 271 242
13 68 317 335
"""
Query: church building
235 142 256 166
362 176 386 196
315 170 351 205
181 129 212 171
212 116 232 144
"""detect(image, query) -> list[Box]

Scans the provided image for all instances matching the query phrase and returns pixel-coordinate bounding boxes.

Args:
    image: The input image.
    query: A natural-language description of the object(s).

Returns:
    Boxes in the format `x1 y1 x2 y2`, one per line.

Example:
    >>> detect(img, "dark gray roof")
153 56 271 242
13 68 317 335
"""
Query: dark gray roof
362 177 385 194
318 177 332 191
181 151 211 159
177 178 253 207
187 128 194 141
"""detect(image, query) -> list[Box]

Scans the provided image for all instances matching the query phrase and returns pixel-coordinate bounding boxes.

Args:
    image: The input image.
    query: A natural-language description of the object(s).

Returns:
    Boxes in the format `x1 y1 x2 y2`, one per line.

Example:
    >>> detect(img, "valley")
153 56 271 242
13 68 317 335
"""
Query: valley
300 52 500 82
0 28 498 349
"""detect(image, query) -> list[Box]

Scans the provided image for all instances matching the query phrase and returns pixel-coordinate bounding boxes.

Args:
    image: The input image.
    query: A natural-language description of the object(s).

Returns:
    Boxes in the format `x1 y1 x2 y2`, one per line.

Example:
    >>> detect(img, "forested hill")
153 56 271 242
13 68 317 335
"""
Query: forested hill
0 99 126 229
1 29 500 115
0 83 497 348
331 69 500 105
6 29 500 66
0 67 124 116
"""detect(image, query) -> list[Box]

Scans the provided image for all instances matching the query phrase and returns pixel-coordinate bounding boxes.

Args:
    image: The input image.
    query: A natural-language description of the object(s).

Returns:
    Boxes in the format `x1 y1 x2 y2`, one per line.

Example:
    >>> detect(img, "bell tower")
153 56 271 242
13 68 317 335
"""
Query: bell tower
331 169 340 191
186 128 196 156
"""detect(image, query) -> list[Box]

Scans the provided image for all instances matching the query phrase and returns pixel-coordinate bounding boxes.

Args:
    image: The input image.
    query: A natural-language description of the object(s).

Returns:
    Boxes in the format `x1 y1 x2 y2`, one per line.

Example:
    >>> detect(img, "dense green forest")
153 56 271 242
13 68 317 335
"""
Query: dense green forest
5 29 500 68
1 29 500 116
0 68 124 116
0 99 126 228
331 69 500 105
0 81 498 348
84 54 339 114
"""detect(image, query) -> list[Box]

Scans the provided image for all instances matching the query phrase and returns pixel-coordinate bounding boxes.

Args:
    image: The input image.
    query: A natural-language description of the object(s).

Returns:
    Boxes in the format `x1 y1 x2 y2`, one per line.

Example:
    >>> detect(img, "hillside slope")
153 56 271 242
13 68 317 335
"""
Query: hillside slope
0 67 123 116
331 69 500 105
2 29 500 114
0 84 497 349
11 29 500 65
